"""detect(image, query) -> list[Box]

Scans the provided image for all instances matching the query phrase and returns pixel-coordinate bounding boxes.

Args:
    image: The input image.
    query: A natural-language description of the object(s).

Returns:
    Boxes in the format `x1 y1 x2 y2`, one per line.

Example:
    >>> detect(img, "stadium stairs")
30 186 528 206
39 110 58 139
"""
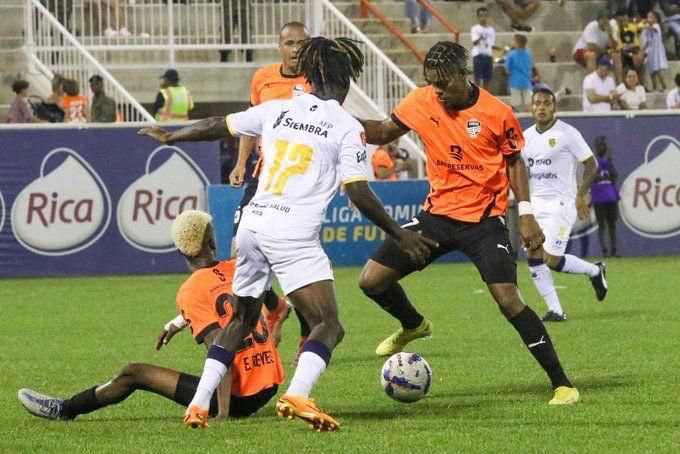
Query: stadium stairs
0 0 26 119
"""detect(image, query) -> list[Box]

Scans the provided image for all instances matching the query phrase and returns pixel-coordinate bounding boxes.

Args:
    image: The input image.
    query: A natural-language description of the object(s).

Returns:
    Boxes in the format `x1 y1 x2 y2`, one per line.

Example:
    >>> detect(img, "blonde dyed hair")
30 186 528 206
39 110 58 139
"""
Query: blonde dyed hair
171 210 213 257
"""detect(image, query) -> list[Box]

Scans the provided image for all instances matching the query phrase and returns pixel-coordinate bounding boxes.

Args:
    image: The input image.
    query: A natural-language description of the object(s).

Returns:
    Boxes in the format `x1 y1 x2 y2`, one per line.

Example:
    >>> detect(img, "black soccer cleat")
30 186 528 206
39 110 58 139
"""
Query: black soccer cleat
590 262 608 301
542 311 567 322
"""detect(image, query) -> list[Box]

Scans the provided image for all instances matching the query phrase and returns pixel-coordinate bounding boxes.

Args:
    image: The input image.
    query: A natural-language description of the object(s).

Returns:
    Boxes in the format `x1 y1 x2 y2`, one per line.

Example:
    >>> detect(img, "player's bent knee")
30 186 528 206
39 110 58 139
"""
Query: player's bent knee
358 265 393 296
117 363 146 385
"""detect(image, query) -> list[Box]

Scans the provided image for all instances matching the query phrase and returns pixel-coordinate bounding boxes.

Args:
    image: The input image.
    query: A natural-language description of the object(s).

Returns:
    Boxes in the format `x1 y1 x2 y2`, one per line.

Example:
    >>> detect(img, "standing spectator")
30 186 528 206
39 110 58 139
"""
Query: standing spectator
89 75 117 123
495 0 541 32
152 69 194 122
399 0 432 33
642 11 668 92
371 141 413 181
583 57 618 112
46 73 65 105
573 10 623 84
40 0 73 27
61 79 89 123
591 136 620 258
617 11 646 84
616 68 647 109
8 80 44 123
658 0 680 59
471 7 497 90
667 73 680 108
220 0 252 62
504 34 533 111
89 0 130 37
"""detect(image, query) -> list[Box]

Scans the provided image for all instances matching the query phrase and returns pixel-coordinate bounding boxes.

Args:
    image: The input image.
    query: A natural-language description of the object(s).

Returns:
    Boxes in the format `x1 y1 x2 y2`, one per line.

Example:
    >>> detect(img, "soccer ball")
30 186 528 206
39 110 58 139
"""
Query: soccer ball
380 352 431 403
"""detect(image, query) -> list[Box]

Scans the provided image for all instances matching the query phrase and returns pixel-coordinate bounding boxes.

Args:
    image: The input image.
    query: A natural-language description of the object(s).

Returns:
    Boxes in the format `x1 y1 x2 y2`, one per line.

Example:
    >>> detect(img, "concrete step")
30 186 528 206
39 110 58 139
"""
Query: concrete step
87 47 280 65
0 5 24 39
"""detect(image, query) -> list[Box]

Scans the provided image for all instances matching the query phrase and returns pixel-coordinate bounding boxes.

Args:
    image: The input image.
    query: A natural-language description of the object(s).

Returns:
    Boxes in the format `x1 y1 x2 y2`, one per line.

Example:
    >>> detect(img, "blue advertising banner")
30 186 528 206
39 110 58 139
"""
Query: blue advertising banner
0 126 220 278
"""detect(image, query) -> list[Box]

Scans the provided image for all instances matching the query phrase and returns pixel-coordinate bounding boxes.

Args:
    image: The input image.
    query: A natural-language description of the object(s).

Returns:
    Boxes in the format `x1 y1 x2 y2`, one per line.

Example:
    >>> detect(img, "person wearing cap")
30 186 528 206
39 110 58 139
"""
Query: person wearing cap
573 9 623 84
152 69 194 122
582 56 619 112
89 75 117 123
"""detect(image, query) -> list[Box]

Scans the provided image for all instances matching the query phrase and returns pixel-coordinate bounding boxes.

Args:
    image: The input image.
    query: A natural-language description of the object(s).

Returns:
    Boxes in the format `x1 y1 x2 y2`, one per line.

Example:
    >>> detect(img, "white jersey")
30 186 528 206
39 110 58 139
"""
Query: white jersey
522 119 594 203
227 93 369 240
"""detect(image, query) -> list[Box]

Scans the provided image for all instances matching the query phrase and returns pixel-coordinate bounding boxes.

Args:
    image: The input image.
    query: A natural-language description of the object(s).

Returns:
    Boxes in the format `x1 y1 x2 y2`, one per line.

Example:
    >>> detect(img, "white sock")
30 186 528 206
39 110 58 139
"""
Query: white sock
530 263 564 315
286 351 327 398
188 358 227 410
559 254 599 277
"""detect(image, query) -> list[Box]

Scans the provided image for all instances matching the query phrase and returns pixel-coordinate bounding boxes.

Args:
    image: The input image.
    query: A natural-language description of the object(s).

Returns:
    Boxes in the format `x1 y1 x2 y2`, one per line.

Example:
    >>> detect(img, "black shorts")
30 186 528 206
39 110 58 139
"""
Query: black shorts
175 372 277 418
232 177 259 236
372 211 517 285
473 55 493 81
594 201 618 224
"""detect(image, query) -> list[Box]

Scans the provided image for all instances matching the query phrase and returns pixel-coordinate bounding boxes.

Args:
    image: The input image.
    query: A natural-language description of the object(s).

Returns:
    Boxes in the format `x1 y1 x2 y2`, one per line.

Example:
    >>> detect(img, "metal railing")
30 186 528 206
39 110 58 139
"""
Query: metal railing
24 0 153 122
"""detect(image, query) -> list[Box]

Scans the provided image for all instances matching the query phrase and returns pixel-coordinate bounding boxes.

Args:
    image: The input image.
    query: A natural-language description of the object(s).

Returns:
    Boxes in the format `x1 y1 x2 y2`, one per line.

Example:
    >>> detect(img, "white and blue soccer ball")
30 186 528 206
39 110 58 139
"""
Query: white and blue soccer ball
381 352 432 403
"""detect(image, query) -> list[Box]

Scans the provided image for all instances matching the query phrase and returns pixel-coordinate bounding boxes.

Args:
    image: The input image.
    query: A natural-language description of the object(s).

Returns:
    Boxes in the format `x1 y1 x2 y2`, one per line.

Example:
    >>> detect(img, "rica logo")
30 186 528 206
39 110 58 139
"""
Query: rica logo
11 148 111 256
117 146 210 253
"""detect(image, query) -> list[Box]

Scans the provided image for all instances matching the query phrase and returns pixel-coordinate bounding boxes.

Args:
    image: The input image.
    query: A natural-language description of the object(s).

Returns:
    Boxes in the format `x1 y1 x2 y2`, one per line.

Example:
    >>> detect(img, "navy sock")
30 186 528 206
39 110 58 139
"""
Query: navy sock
61 386 102 419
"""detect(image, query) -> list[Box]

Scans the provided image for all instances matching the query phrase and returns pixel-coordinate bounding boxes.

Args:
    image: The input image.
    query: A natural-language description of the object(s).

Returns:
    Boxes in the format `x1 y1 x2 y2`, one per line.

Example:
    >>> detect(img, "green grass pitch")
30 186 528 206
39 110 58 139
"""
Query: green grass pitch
2 256 679 452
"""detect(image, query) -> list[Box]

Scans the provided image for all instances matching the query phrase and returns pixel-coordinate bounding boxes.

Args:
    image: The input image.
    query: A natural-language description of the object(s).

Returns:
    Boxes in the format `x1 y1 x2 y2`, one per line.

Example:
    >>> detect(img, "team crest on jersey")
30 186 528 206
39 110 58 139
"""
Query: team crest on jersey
466 119 481 138
549 138 556 147
292 84 306 96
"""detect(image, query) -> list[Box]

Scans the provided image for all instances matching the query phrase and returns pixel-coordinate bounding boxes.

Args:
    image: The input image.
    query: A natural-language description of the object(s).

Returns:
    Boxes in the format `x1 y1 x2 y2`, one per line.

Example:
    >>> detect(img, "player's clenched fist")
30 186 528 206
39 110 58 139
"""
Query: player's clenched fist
229 163 246 188
394 229 439 265
519 215 545 251
138 126 175 145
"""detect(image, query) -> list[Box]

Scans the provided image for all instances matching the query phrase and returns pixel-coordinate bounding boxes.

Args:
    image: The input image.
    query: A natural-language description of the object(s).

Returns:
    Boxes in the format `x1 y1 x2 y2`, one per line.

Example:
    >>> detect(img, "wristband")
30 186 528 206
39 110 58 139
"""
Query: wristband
518 201 533 216
164 314 188 331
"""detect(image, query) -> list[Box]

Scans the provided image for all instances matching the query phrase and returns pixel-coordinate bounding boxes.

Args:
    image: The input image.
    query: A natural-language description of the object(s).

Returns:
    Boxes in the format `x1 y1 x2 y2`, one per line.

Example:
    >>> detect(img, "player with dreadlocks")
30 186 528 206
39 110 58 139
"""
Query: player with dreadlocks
355 41 580 405
139 37 436 431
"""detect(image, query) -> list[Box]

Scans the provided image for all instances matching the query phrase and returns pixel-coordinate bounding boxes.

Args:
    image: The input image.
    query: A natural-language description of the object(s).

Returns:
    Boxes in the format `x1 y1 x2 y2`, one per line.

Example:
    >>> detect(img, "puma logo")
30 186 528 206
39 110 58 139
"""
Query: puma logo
429 116 440 127
497 243 510 254
527 335 547 349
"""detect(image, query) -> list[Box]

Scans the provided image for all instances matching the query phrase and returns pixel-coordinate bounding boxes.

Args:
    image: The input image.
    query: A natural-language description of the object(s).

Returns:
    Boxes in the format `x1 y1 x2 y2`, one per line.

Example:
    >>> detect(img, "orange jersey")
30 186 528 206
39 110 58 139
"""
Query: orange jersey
392 85 524 222
372 147 397 181
61 94 89 123
250 63 311 106
175 260 284 397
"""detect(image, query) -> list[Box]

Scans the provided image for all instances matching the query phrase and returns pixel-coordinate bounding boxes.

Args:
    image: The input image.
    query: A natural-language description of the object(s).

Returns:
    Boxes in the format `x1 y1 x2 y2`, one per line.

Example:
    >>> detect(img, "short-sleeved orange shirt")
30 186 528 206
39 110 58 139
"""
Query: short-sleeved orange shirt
250 63 310 107
371 147 397 181
392 85 524 222
176 260 284 397
61 94 89 123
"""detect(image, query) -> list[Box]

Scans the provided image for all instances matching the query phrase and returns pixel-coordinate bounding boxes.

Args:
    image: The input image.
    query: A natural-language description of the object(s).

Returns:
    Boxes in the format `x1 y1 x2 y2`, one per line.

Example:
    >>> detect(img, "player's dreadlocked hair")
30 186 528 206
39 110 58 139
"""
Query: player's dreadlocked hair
423 41 469 80
297 37 364 91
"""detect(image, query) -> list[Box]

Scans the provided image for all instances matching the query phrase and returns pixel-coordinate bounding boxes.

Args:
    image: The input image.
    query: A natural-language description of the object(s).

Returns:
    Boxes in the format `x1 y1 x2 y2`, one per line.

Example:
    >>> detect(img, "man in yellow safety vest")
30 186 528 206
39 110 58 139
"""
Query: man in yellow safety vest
152 69 194 122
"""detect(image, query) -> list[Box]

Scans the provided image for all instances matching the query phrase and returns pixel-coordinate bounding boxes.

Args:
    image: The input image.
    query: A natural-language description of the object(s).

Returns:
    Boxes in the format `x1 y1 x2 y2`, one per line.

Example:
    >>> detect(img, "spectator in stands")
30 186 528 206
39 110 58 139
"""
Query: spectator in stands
615 10 646 85
495 0 541 32
667 73 680 108
583 56 619 112
89 0 130 38
61 79 90 123
591 136 620 258
471 7 498 90
152 69 194 122
8 80 44 123
658 0 680 59
40 0 73 28
642 11 668 91
371 141 413 181
616 68 647 109
89 75 117 123
399 0 432 33
46 73 65 106
220 0 253 62
573 9 623 84
504 34 533 111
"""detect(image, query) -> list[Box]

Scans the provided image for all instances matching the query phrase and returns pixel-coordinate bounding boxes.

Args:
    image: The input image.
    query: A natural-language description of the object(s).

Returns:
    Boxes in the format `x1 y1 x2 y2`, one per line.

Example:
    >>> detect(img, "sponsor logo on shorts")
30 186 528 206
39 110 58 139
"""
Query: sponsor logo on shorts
11 148 111 256
466 118 481 138
117 146 210 253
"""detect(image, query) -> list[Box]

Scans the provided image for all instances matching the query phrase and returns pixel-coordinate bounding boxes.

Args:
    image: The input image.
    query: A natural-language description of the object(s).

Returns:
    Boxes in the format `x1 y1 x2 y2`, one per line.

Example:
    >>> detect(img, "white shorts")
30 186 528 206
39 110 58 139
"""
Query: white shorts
232 228 334 298
533 198 576 256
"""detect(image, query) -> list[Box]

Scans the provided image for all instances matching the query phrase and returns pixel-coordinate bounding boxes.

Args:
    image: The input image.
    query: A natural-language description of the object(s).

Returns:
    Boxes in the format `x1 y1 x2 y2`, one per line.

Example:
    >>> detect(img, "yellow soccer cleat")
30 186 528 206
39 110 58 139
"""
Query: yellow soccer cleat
276 395 339 432
184 405 208 429
375 319 433 357
549 386 580 405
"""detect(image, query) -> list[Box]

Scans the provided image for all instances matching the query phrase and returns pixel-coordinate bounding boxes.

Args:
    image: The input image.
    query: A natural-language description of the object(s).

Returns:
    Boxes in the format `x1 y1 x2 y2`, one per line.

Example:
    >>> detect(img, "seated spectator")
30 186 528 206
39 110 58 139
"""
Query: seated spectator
61 79 90 123
471 7 498 91
658 0 680 59
495 0 541 32
89 75 117 123
8 80 44 123
504 34 533 111
401 0 432 33
371 141 413 181
616 68 647 109
573 10 623 84
667 73 680 108
583 57 619 112
642 11 668 91
46 73 65 105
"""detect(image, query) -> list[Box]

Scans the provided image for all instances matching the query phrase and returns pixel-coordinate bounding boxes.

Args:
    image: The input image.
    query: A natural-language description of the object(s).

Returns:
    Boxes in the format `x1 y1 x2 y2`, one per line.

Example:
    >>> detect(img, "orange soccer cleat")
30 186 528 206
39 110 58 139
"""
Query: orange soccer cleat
276 395 339 432
184 405 208 429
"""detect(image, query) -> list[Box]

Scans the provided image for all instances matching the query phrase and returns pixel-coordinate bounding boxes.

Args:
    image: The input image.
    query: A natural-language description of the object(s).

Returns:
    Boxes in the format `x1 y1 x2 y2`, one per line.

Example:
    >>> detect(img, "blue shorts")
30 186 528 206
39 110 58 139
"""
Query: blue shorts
473 55 493 81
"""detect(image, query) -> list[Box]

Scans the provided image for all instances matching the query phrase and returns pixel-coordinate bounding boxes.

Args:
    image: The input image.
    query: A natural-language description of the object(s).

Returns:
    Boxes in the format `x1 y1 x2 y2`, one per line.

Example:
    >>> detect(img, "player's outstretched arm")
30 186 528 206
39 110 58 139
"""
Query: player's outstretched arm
506 153 545 251
138 116 230 145
345 180 438 264
355 117 408 145
203 330 232 420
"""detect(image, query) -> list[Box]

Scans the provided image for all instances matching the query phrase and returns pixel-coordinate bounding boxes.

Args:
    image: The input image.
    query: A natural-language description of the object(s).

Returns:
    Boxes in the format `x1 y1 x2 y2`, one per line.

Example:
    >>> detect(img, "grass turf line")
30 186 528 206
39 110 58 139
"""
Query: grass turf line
2 256 679 452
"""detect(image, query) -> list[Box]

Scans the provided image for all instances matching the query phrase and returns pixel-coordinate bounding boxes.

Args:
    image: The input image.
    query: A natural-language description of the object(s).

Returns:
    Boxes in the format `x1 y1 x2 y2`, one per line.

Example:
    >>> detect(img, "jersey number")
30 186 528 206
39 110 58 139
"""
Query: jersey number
264 139 314 195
